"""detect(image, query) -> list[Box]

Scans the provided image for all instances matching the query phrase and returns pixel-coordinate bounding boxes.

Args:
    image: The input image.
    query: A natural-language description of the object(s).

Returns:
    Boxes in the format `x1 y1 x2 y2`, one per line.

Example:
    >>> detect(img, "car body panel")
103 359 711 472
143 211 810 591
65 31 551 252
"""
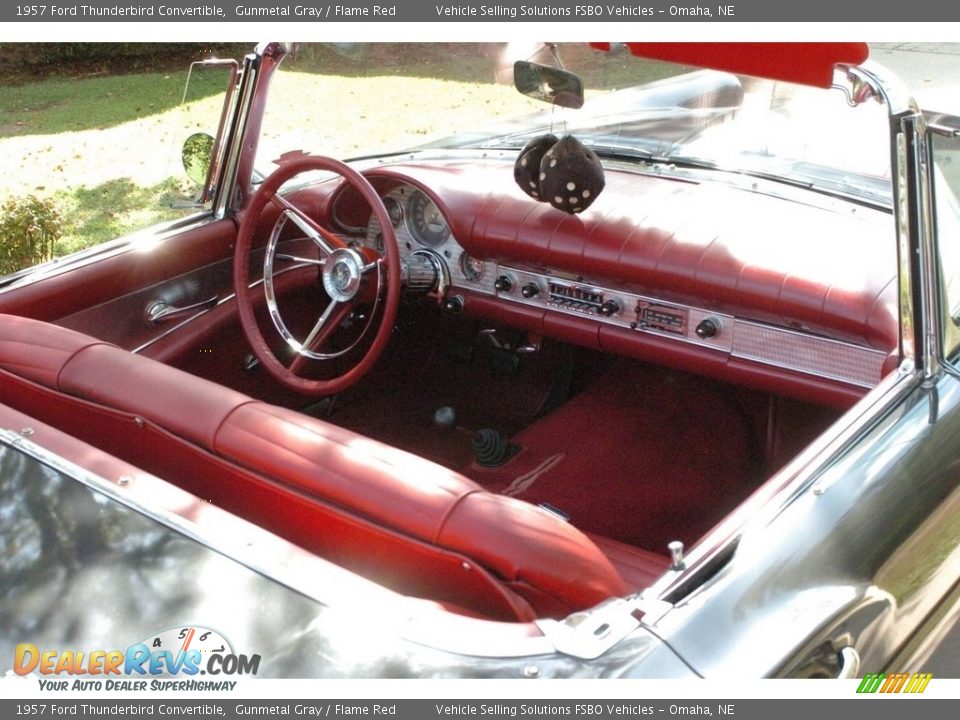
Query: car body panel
3 41 960 679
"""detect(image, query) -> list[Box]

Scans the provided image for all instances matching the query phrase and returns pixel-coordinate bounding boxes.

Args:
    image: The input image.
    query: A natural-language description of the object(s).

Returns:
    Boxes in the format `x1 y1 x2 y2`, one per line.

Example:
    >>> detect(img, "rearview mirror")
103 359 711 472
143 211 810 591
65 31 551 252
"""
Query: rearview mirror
513 61 585 109
181 132 215 186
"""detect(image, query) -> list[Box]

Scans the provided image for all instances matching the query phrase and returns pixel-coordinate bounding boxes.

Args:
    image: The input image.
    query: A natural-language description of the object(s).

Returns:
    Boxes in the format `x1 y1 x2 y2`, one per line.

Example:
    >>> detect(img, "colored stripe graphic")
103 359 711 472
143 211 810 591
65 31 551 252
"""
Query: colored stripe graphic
881 672 909 693
857 673 885 693
905 673 933 693
856 672 932 694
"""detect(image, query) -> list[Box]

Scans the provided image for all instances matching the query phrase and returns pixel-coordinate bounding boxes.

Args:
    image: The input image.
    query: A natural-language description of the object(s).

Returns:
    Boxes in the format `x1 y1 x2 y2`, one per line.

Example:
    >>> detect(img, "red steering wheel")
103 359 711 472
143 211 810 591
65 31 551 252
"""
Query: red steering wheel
233 155 401 396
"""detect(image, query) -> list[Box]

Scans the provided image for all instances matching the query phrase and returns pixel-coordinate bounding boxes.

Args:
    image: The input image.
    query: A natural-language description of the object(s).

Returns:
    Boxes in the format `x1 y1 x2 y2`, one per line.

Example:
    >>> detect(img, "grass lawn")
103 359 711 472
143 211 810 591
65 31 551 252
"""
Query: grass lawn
0 43 684 270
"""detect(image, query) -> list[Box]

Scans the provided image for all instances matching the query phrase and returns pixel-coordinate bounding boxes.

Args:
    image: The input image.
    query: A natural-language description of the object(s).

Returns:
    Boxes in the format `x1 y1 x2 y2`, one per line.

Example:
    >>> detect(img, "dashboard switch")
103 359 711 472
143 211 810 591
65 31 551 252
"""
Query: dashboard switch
443 295 464 315
599 300 620 317
695 317 721 340
521 283 540 299
494 275 513 292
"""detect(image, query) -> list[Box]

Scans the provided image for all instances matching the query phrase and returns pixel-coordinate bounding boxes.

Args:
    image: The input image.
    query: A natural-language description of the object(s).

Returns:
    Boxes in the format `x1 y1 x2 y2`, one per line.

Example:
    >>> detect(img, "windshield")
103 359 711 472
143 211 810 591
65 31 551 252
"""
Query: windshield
256 43 892 206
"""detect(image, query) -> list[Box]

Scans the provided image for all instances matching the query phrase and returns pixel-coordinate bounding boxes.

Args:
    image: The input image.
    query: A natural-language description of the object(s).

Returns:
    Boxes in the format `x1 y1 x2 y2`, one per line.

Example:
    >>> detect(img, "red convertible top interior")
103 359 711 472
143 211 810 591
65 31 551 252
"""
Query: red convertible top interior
0 313 669 621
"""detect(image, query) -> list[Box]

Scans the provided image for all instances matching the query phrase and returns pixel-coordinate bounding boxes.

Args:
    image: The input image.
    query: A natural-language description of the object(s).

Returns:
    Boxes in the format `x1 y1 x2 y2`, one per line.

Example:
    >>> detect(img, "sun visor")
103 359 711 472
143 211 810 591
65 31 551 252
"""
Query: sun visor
589 43 869 88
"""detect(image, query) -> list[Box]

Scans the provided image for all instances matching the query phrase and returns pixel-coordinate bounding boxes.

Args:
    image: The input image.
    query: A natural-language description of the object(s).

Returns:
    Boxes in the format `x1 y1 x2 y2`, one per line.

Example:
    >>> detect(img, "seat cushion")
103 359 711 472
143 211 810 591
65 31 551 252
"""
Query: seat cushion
0 313 630 617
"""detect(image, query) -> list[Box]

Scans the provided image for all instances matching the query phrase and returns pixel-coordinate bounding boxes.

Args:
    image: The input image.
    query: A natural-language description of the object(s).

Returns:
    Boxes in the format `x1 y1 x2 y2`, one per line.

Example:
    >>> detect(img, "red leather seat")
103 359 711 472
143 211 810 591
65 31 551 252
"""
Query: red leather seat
0 313 629 620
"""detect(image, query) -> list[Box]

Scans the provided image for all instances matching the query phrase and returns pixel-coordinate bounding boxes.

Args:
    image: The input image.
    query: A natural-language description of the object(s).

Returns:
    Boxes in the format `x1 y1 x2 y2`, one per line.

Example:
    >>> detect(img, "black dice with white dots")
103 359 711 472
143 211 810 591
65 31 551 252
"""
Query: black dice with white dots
514 134 605 215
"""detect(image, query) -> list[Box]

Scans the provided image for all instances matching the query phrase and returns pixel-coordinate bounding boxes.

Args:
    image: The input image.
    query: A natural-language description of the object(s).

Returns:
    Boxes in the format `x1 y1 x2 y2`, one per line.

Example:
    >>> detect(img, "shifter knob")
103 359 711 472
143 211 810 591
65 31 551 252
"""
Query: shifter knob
433 406 457 433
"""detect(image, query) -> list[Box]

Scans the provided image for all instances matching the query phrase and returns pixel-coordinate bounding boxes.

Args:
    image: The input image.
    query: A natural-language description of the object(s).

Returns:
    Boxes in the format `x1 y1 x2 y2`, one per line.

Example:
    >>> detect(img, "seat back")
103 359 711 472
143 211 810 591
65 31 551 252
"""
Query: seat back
0 314 628 619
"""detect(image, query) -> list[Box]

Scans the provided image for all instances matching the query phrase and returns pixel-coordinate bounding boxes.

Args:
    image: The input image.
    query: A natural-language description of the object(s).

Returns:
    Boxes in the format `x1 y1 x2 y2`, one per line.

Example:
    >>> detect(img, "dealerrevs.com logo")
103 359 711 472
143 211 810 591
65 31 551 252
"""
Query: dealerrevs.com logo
14 626 260 691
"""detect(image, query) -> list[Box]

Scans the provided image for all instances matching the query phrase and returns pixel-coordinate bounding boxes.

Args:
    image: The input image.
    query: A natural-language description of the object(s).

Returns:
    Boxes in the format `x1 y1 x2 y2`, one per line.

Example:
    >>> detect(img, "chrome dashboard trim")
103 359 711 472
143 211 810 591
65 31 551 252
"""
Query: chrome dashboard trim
496 264 735 352
731 320 886 389
494 264 886 389
365 184 497 296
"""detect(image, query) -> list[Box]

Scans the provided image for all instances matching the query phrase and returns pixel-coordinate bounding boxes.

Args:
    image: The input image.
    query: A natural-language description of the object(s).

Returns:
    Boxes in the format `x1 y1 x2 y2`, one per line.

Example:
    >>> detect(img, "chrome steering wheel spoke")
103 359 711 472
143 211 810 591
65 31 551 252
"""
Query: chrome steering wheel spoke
275 252 326 266
264 205 384 368
270 195 343 256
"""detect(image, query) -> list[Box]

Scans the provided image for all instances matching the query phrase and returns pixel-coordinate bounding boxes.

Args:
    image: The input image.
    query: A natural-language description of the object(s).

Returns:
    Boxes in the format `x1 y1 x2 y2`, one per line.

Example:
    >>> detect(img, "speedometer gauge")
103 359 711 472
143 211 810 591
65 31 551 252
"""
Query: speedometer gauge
407 190 450 248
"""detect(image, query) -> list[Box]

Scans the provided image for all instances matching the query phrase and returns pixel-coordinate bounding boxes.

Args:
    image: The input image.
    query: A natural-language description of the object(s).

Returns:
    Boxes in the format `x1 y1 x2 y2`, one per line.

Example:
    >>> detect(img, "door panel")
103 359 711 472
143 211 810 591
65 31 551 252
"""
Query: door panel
0 217 237 334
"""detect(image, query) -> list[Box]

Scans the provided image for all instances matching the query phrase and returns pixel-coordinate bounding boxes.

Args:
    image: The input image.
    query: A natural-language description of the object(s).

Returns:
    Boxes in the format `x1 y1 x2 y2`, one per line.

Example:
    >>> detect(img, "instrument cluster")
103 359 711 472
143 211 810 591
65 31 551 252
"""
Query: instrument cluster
362 184 495 295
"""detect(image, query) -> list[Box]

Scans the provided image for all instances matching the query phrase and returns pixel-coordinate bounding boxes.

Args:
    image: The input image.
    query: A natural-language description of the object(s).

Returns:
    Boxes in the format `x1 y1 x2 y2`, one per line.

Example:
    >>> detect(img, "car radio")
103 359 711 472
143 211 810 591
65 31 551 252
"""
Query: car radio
493 265 734 353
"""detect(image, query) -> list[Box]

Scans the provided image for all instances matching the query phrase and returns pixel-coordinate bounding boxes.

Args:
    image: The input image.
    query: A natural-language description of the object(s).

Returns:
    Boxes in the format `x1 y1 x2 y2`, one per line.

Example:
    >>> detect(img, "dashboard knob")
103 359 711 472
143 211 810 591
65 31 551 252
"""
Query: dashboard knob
494 275 513 292
443 295 464 314
599 300 620 317
695 317 721 339
521 283 540 299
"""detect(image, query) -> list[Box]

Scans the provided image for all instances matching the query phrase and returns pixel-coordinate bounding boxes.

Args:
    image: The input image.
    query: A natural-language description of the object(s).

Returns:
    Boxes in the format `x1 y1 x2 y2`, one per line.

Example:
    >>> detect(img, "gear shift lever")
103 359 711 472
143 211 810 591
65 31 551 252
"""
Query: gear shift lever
432 405 515 466
433 406 458 434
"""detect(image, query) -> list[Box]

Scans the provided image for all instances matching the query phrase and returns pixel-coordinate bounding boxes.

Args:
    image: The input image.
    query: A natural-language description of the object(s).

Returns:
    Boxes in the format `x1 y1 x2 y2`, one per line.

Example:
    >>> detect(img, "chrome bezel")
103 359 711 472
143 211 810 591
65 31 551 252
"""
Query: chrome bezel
264 211 382 361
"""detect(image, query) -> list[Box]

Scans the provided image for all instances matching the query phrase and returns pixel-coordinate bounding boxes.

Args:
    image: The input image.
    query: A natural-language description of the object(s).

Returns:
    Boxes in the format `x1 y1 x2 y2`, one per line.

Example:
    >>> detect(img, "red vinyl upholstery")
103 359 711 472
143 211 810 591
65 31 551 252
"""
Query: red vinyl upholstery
0 313 629 619
333 164 898 352
588 534 671 593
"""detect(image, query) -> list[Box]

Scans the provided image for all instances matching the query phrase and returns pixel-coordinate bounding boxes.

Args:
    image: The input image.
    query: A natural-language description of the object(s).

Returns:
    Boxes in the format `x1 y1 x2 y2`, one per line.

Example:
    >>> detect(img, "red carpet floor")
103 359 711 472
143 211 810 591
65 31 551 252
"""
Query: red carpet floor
464 362 761 553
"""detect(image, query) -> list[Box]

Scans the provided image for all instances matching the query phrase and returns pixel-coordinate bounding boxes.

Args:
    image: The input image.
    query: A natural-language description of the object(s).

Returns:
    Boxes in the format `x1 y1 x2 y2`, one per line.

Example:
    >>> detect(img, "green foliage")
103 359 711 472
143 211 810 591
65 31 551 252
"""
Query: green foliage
52 177 192 256
0 67 227 137
0 43 240 75
0 195 62 276
181 133 214 186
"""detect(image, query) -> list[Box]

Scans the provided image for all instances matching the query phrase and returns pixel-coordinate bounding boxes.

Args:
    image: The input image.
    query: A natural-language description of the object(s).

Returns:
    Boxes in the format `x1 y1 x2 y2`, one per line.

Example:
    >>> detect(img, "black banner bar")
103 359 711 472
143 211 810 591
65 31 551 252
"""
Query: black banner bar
0 0 956 23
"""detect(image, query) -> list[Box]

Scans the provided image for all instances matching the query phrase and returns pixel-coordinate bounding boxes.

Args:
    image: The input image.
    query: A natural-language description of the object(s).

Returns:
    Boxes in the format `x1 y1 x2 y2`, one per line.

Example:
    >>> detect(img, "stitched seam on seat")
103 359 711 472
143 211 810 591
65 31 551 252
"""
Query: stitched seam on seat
56 342 118 392
212 399 263 453
432 488 483 546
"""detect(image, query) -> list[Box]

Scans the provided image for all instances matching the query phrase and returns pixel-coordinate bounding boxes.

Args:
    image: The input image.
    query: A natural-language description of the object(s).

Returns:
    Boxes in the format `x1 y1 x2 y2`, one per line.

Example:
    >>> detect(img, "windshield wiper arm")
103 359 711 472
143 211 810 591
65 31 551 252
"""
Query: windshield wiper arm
588 144 720 171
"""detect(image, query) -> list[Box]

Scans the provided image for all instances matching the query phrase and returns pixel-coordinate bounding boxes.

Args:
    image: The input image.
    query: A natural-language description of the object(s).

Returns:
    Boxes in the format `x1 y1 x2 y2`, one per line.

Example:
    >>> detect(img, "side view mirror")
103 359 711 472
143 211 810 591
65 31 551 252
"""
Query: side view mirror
513 61 585 109
181 132 215 186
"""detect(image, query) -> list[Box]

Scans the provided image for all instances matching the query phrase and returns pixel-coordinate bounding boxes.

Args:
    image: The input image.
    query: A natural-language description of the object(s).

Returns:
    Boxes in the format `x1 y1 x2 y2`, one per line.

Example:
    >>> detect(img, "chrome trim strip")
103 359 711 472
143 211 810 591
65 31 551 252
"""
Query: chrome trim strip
732 320 886 389
903 111 942 379
130 262 312 355
0 215 216 294
496 264 885 388
214 50 260 220
0 428 557 660
848 63 922 374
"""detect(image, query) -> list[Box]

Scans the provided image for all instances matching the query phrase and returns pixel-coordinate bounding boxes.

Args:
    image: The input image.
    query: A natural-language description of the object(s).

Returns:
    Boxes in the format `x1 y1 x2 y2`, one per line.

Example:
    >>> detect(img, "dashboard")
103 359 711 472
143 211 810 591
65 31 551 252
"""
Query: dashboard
355 184 494 295
323 162 898 408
